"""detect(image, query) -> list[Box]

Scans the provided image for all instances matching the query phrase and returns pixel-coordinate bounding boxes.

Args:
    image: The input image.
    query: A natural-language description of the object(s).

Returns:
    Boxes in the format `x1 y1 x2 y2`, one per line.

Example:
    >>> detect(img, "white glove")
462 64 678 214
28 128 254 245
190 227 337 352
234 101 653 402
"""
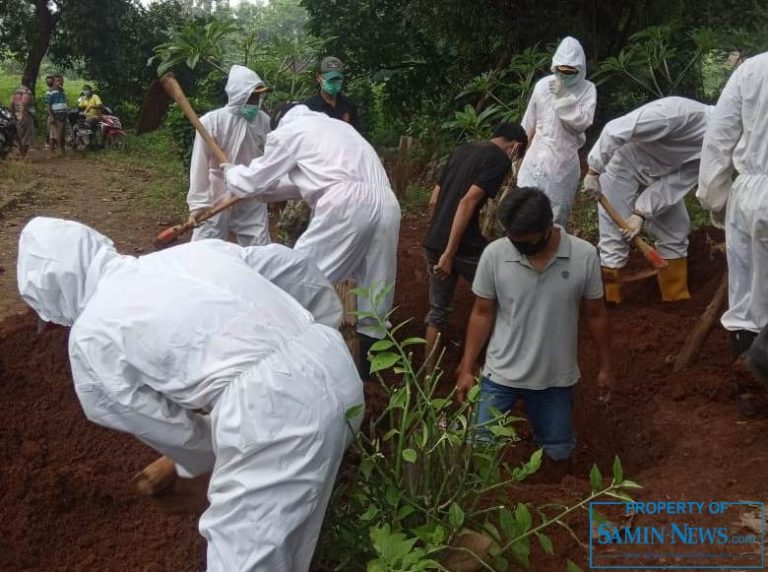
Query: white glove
581 173 602 200
710 208 726 230
187 208 206 225
548 76 565 98
622 214 644 241
219 162 234 173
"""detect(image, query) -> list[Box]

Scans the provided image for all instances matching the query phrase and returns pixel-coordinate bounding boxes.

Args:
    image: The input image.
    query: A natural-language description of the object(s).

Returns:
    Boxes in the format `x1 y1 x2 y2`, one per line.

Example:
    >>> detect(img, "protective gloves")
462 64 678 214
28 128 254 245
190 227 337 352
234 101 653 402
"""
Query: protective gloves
219 162 235 173
187 208 206 226
710 208 726 230
581 173 602 200
622 214 644 241
548 76 566 98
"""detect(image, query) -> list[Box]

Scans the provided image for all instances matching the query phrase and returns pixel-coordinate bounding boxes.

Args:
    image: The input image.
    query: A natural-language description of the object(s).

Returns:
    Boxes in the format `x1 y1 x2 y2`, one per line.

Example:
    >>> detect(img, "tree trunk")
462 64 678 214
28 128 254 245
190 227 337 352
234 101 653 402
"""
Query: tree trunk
20 0 58 93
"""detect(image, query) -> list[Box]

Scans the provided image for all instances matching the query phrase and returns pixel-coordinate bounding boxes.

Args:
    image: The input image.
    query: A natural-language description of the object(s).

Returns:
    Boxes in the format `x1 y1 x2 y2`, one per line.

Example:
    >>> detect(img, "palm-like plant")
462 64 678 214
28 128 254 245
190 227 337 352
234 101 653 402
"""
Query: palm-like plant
149 19 241 75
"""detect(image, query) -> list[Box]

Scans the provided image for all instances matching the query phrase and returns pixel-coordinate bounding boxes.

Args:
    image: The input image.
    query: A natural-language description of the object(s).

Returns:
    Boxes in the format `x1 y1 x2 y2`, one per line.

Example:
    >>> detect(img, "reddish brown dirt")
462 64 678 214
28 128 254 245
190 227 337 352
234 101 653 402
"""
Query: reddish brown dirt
0 312 209 570
2 154 768 570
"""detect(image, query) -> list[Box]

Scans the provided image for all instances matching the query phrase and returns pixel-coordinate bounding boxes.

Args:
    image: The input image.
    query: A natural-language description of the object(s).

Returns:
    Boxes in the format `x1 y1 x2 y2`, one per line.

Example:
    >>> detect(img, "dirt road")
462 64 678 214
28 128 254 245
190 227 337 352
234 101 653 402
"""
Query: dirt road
0 151 179 320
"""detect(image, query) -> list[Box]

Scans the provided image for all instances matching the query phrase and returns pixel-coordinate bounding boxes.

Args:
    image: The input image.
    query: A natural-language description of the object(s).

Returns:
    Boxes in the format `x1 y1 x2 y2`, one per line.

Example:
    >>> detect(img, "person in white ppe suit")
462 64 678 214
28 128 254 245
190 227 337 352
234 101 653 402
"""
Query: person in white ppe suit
697 51 768 359
187 65 272 246
17 216 363 572
517 36 597 228
223 103 402 376
581 96 712 303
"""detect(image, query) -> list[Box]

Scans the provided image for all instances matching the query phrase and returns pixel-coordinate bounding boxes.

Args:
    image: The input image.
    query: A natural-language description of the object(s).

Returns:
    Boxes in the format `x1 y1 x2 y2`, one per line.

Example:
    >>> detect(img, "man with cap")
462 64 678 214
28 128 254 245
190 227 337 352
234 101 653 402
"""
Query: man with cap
282 57 362 248
187 65 273 246
303 56 360 131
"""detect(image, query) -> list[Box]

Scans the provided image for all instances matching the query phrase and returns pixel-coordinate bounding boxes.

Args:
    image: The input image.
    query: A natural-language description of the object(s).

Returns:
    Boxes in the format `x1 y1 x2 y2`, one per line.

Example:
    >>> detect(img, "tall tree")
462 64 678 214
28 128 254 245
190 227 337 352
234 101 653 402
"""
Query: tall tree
0 0 66 91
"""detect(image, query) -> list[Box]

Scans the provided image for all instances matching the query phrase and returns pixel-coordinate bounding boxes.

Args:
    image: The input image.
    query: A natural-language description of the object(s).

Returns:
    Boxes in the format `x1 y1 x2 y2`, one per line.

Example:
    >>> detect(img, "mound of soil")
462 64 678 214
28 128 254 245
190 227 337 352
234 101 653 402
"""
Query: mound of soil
0 313 207 570
2 214 767 571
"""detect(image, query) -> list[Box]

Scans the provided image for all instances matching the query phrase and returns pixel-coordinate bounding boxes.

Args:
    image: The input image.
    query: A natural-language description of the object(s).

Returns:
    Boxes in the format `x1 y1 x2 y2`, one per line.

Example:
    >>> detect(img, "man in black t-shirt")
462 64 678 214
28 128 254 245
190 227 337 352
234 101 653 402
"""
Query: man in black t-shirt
423 122 528 369
303 56 360 131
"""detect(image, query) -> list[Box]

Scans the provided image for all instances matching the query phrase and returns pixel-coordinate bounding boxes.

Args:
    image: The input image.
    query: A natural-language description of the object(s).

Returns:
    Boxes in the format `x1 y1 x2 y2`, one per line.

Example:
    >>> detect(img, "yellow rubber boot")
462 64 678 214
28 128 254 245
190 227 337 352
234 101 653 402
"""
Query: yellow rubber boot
602 267 622 304
657 258 691 302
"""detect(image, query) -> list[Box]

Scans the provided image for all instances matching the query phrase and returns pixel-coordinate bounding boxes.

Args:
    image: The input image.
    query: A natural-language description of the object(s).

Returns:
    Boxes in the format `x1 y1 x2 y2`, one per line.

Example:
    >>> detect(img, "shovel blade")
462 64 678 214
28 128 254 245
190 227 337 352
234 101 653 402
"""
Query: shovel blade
136 79 173 135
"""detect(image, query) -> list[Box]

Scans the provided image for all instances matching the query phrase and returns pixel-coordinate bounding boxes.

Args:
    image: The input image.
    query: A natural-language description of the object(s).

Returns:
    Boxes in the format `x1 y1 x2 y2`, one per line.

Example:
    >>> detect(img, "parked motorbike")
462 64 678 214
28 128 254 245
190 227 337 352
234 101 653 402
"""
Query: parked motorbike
0 107 16 159
100 106 126 150
68 106 126 151
68 108 97 151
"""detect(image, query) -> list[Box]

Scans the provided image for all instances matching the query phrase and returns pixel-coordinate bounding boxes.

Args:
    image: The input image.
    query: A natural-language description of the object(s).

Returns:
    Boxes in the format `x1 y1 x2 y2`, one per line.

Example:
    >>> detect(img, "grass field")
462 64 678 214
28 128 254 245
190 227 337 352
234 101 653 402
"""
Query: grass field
94 130 189 214
0 71 87 108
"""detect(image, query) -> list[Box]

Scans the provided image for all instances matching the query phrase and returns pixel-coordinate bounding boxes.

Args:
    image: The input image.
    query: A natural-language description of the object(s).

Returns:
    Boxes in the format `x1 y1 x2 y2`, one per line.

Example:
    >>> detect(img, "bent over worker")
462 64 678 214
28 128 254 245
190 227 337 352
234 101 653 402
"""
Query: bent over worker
17 217 363 572
582 96 712 303
223 103 401 375
187 65 272 246
517 36 597 228
697 50 768 358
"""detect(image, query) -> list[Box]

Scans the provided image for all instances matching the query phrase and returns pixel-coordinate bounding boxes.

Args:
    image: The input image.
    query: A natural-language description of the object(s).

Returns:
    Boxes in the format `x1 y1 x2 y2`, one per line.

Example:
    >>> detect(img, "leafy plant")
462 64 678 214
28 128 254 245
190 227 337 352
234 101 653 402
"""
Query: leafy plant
442 104 504 141
444 47 550 143
317 286 641 571
150 19 240 75
594 25 725 99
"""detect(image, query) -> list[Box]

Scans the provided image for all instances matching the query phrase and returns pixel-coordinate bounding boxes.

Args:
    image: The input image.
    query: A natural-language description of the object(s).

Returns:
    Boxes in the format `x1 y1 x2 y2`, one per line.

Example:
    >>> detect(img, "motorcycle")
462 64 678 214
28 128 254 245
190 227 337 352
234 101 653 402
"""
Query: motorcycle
68 108 96 151
100 106 126 150
0 107 16 159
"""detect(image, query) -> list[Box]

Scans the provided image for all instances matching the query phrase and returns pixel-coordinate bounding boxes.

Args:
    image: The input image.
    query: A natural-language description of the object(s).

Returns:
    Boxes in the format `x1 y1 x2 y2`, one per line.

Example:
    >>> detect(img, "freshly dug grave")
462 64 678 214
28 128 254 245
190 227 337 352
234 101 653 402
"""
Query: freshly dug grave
2 219 767 571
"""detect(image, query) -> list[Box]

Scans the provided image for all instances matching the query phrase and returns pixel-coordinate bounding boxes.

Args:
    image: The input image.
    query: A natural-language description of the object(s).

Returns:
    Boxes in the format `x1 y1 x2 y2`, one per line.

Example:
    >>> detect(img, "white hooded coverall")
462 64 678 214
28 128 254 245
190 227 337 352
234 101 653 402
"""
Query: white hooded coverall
698 52 768 334
17 217 364 572
588 96 712 267
518 36 597 227
225 105 402 339
187 65 272 246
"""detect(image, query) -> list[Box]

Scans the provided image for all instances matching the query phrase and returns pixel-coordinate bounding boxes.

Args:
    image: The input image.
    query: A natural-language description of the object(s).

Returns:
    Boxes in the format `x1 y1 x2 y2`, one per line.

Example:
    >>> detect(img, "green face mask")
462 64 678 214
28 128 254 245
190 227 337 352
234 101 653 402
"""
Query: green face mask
557 72 579 88
321 77 343 96
241 104 259 122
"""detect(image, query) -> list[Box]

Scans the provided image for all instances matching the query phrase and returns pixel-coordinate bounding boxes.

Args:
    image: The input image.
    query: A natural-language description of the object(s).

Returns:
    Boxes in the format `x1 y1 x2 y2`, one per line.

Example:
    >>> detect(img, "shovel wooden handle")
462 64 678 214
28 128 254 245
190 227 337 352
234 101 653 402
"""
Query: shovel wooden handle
154 195 242 248
598 194 667 269
159 73 229 166
152 73 244 248
673 273 729 372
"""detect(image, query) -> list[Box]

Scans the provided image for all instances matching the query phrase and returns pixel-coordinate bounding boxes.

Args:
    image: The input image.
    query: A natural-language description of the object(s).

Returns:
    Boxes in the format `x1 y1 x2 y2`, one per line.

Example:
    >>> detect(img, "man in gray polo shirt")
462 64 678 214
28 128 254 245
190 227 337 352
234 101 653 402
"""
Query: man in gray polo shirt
456 187 613 477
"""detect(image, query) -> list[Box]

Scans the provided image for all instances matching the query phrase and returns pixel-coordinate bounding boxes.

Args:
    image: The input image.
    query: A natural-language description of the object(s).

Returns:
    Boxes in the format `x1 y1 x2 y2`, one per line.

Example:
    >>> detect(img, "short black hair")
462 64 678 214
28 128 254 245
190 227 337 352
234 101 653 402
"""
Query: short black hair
83 84 92 91
497 187 553 235
491 121 528 154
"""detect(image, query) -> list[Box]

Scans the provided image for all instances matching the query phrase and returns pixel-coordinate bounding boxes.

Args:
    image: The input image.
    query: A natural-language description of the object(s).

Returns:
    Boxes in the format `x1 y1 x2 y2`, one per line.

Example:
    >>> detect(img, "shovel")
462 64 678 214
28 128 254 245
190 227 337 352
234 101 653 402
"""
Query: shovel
137 73 242 248
597 194 667 270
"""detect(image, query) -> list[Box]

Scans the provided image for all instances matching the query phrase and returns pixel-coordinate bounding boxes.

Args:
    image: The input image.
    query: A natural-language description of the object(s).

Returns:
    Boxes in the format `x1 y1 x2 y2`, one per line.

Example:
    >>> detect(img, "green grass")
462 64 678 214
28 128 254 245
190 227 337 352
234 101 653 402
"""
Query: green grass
0 71 86 108
92 129 188 217
401 183 432 214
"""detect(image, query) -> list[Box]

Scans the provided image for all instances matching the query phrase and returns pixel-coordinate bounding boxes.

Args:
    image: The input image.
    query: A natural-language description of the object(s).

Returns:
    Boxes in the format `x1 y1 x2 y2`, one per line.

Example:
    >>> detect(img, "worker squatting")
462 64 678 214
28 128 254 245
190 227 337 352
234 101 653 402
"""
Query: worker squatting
15 37 768 572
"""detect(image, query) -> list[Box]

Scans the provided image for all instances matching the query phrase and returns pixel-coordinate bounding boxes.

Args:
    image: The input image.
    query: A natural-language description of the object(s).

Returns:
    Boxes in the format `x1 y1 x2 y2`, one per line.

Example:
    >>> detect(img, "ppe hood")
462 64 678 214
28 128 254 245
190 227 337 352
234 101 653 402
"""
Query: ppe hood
552 36 588 84
276 104 318 128
17 217 118 326
225 65 267 110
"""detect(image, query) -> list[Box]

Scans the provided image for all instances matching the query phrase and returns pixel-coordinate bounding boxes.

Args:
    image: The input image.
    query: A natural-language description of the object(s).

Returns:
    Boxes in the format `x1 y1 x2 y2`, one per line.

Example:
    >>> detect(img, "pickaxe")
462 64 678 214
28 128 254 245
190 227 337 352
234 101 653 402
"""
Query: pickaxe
136 73 241 249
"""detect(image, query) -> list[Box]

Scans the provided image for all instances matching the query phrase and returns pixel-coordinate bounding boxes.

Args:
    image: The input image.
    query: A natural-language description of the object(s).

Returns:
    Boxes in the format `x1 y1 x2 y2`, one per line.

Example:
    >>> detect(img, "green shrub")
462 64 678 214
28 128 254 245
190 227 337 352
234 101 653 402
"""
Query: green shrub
316 286 640 571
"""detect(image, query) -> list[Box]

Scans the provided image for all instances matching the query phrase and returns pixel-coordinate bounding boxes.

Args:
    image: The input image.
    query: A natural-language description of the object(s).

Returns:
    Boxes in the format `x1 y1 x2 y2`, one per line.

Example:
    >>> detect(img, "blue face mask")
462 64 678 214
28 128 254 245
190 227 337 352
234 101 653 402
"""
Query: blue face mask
83 90 92 97
241 105 259 122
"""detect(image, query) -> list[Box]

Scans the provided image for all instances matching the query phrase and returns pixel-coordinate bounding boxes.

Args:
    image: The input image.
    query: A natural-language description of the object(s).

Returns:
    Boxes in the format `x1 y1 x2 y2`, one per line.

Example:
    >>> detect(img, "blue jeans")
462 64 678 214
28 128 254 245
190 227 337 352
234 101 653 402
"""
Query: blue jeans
475 377 576 461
